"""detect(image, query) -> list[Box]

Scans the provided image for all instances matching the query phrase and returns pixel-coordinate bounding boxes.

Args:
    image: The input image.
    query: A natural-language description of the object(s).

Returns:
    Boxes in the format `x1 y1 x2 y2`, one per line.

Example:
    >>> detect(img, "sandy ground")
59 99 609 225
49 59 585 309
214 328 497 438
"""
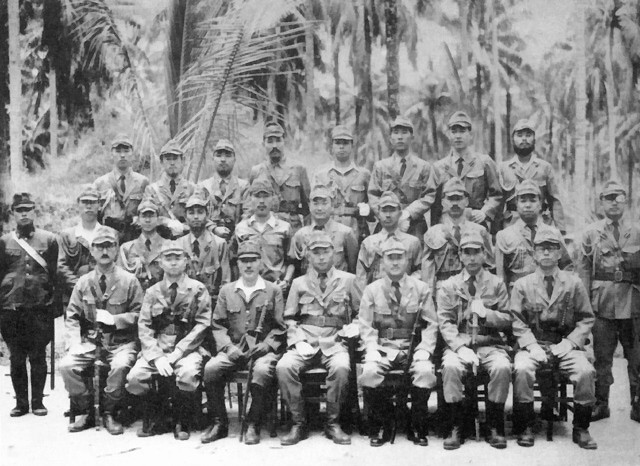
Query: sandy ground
1 354 639 466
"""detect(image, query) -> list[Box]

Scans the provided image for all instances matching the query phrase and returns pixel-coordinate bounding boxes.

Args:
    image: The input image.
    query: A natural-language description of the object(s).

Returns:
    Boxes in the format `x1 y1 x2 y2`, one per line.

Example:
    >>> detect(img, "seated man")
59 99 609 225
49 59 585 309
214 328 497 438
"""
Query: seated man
126 241 211 440
437 231 512 450
276 231 361 446
511 226 597 450
201 241 286 445
60 226 143 435
359 239 438 447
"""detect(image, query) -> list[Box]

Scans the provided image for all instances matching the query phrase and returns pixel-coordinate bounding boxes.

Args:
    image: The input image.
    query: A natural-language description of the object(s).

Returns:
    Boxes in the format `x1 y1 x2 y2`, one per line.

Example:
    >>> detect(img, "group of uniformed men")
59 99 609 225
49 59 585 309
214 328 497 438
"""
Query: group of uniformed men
2 111 639 452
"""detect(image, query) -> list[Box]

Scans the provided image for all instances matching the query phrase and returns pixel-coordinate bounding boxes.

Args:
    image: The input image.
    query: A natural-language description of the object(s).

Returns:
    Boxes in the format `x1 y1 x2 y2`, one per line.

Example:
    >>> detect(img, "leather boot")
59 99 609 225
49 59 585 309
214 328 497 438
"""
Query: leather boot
68 395 94 433
572 404 598 450
513 402 534 447
137 393 162 438
486 401 507 449
325 402 351 445
631 395 640 423
366 388 392 447
408 388 429 446
30 353 48 416
102 393 124 435
281 395 308 446
9 360 29 417
173 390 194 441
201 385 228 443
245 384 265 445
443 402 463 450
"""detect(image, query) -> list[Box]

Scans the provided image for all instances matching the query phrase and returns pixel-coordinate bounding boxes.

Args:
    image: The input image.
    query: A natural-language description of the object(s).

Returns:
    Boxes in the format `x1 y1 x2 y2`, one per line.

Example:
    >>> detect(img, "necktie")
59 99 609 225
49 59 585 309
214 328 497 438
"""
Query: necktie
220 179 227 196
193 239 200 257
530 225 537 244
612 221 620 242
544 276 554 299
468 274 476 298
170 179 176 195
145 239 151 251
313 225 324 231
400 158 407 178
453 225 461 244
119 175 126 194
99 274 107 294
457 158 464 176
392 281 402 304
319 273 328 293
169 282 178 304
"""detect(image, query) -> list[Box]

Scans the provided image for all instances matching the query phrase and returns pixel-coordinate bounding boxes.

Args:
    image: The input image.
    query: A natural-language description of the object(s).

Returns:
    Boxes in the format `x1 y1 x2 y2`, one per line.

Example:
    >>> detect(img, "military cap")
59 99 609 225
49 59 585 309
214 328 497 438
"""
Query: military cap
378 191 402 208
600 180 626 198
214 138 235 154
447 111 472 129
250 178 275 195
77 186 100 202
264 122 285 138
460 231 484 249
443 177 468 196
512 119 535 134
185 195 208 210
92 226 118 245
111 134 133 149
138 199 159 214
331 125 354 141
161 240 186 255
11 193 35 210
390 116 414 132
381 238 407 256
159 140 184 157
307 231 333 250
515 179 541 197
310 185 332 200
533 226 563 245
238 241 262 259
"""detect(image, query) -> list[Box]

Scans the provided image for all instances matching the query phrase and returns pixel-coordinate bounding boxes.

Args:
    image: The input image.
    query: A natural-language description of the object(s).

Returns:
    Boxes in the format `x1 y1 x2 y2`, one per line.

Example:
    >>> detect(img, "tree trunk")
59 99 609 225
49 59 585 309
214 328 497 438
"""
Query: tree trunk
506 84 512 154
354 0 373 165
304 0 316 152
8 0 22 189
49 69 58 161
490 0 502 162
384 0 400 120
605 15 618 180
333 42 340 125
460 1 470 103
574 0 588 224
475 63 484 151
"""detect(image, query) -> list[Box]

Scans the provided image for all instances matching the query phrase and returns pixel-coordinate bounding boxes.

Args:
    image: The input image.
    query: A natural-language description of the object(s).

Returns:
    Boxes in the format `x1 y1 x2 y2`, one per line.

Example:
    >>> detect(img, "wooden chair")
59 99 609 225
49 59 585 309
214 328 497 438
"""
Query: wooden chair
227 370 279 437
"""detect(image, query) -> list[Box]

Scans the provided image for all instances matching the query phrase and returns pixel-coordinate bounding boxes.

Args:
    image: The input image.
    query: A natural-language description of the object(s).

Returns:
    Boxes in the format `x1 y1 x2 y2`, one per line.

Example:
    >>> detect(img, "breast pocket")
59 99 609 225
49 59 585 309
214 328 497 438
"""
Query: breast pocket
406 180 424 201
349 185 366 204
465 170 486 205
282 177 301 201
299 295 320 315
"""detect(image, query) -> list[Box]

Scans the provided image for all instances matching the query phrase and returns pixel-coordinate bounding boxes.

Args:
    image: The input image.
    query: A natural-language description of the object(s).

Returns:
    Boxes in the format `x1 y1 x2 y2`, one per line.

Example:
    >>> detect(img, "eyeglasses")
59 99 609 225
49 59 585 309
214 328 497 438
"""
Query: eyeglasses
602 194 626 203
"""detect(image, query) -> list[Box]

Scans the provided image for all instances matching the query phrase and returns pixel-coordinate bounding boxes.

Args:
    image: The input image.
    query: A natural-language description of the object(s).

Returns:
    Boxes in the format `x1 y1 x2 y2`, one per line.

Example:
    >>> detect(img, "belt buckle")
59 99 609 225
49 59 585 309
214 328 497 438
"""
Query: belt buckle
385 328 394 339
318 315 326 327
614 270 623 282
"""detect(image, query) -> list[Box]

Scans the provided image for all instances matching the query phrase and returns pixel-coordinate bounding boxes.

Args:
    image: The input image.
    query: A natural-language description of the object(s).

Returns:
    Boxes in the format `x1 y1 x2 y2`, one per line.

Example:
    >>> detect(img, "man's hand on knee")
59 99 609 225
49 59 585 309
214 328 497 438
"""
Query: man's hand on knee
154 356 174 377
527 343 548 364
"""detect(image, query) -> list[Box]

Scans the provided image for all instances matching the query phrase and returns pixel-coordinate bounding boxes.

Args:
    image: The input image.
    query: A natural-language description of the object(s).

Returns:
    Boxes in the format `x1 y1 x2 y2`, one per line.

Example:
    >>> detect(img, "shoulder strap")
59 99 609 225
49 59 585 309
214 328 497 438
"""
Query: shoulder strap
12 232 48 273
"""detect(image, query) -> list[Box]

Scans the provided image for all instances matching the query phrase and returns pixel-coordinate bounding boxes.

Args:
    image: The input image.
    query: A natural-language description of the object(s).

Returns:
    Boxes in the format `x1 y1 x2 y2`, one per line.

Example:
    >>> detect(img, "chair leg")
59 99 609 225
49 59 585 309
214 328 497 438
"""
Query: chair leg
237 383 243 423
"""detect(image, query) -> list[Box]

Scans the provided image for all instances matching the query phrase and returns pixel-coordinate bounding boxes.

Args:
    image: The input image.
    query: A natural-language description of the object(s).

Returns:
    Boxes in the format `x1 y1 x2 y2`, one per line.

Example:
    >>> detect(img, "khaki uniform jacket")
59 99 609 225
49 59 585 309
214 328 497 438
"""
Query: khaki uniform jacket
359 274 437 361
118 233 167 291
94 169 149 221
176 230 230 299
432 152 502 223
289 219 358 274
138 276 211 362
422 218 494 288
143 173 195 222
284 268 362 356
0 229 59 310
436 269 511 352
579 217 640 319
65 266 143 351
368 153 437 220
57 226 97 295
249 158 311 216
510 269 594 349
212 278 286 355
498 154 565 231
196 174 249 227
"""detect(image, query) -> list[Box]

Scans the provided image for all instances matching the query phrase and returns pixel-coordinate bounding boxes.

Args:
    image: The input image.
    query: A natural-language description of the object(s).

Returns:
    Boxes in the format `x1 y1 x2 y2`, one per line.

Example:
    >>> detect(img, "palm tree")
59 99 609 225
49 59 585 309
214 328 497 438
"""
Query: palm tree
574 0 589 222
384 0 400 120
8 0 22 188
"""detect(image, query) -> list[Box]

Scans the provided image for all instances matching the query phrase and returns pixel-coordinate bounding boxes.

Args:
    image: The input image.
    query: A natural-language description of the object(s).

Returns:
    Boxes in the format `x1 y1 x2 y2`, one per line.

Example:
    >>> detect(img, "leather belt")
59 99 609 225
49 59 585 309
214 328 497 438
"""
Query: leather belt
380 328 412 339
594 271 639 283
300 315 343 328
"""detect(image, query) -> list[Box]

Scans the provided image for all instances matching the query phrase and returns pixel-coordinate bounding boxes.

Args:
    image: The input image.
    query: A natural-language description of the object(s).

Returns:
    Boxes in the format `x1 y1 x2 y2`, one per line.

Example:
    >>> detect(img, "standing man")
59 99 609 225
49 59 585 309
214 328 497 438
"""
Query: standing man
201 241 286 445
276 231 361 446
60 226 143 434
511 226 597 449
126 241 212 440
289 185 358 274
359 239 438 447
368 116 438 239
498 119 565 232
196 138 249 240
58 187 102 298
234 179 294 293
432 111 502 228
143 141 195 237
93 134 149 243
437 231 512 450
356 191 422 289
422 178 493 290
118 200 168 291
579 180 640 422
249 122 311 232
0 193 60 417
496 180 572 290
313 125 372 242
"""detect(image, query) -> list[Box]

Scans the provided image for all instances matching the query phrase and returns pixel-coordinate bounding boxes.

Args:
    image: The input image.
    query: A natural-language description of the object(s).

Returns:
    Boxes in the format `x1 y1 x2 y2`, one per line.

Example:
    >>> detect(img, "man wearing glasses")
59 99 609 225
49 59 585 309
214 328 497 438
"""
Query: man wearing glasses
579 180 640 422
